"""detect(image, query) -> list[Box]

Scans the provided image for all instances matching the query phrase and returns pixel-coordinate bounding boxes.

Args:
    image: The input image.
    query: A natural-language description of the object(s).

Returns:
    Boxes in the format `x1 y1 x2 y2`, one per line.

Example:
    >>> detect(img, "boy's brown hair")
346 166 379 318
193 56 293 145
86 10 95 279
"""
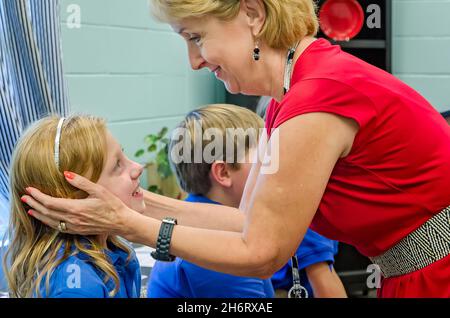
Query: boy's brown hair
169 104 264 195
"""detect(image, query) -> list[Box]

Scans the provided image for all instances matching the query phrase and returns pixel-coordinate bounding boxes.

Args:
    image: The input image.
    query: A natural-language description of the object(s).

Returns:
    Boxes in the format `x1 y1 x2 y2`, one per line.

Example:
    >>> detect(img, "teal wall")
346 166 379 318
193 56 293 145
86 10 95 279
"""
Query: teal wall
59 0 450 159
392 0 450 112
59 0 225 170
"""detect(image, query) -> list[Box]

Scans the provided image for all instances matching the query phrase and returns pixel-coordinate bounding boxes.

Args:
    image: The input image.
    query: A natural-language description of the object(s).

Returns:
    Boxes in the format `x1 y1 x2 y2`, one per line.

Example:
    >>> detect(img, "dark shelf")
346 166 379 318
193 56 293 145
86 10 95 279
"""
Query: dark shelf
330 39 386 49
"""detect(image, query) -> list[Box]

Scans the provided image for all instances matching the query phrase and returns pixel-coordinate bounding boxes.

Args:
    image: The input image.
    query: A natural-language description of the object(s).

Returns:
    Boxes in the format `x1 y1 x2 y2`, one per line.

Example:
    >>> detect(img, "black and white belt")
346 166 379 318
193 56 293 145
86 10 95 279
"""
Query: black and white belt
369 206 450 278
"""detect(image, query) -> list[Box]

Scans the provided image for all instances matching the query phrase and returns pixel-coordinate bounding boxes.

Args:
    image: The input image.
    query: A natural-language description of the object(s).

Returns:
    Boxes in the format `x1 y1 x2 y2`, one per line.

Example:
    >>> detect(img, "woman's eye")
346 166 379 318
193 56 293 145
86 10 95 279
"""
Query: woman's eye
115 160 121 169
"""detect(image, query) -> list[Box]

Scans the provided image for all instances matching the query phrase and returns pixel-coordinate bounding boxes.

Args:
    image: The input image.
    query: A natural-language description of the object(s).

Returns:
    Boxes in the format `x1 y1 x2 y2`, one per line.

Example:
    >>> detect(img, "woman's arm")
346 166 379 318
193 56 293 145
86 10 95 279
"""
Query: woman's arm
141 137 265 231
25 112 357 278
142 190 245 232
121 113 358 278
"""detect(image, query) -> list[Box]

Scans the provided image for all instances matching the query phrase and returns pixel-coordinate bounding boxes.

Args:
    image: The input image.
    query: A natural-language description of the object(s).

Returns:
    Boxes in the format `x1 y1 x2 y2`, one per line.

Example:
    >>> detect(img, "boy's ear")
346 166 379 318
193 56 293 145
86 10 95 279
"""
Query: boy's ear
210 161 232 188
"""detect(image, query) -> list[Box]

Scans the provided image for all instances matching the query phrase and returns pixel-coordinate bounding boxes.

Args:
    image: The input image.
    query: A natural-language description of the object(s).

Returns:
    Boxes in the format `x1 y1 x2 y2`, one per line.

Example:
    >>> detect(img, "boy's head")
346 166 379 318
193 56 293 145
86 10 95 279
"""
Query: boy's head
169 104 264 207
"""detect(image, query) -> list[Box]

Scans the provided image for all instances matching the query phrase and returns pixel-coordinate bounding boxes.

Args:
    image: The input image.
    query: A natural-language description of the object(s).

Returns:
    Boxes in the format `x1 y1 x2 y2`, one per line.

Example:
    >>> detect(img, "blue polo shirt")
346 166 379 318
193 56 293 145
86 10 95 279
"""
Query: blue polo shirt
148 194 275 298
271 229 339 298
40 241 141 298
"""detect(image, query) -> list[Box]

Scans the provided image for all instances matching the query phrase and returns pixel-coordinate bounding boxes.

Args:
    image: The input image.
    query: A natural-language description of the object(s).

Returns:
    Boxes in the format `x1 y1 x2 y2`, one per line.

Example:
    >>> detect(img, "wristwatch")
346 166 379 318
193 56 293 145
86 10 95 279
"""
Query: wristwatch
151 217 177 262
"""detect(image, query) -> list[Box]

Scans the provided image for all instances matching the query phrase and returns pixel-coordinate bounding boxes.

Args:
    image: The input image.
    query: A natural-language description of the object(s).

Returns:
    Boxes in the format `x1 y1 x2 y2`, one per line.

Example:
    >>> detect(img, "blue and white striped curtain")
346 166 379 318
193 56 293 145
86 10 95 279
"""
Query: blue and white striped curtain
0 0 69 234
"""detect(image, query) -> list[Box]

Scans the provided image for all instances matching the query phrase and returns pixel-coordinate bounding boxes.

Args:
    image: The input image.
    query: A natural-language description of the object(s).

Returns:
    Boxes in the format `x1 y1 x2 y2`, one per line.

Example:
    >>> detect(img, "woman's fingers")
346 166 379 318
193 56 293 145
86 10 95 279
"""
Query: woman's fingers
29 209 77 234
27 209 61 231
21 194 68 222
63 171 106 198
23 171 125 236
24 187 80 214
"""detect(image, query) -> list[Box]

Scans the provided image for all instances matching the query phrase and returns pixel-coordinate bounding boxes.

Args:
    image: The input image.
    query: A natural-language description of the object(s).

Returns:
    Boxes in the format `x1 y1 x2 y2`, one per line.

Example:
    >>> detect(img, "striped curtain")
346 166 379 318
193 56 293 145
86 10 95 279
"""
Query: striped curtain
0 0 69 232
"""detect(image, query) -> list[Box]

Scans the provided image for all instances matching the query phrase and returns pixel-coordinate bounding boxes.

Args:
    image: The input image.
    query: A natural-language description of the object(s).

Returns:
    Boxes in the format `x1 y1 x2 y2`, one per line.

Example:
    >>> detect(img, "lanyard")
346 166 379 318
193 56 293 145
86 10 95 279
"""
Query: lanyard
283 42 308 298
288 255 309 298
283 41 301 95
283 41 309 299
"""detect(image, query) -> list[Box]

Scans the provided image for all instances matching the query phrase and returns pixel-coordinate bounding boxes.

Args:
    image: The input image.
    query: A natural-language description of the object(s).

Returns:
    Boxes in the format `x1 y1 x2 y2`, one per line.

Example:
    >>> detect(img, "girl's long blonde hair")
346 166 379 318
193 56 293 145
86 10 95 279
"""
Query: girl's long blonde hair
3 115 132 298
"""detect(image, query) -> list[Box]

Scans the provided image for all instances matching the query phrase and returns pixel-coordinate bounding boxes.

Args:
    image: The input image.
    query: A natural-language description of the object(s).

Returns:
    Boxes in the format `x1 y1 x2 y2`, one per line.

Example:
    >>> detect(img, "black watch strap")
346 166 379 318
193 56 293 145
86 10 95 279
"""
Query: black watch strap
151 217 177 262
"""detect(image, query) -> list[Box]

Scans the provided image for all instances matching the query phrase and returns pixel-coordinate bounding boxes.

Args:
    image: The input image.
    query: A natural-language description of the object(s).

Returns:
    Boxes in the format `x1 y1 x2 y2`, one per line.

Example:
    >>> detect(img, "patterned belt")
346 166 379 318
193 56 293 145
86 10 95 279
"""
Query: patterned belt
369 206 450 278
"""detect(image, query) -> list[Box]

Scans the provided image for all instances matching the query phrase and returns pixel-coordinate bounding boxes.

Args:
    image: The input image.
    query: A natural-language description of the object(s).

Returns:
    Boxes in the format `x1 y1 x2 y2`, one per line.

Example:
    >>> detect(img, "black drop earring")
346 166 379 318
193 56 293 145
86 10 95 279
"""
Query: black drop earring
253 42 260 61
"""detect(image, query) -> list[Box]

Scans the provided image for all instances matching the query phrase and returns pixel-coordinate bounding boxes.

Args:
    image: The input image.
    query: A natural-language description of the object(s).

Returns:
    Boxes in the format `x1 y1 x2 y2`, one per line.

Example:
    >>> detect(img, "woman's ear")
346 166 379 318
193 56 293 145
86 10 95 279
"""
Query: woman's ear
241 0 266 37
209 161 233 188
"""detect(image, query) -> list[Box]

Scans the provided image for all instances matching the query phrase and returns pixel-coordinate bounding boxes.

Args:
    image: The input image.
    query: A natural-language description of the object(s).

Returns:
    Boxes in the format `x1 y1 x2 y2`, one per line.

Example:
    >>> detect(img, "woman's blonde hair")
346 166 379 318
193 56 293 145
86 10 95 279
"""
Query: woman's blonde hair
150 0 319 50
3 115 132 298
169 104 264 195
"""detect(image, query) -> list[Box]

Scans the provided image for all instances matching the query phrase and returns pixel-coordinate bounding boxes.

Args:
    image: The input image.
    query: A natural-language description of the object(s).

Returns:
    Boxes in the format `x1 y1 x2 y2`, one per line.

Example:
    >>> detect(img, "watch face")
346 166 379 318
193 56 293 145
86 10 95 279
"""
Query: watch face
164 217 177 225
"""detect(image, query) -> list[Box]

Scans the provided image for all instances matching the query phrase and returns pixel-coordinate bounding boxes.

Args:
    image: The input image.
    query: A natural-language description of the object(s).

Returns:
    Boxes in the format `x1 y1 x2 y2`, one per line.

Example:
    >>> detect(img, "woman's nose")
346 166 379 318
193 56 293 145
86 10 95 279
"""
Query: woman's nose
188 46 206 70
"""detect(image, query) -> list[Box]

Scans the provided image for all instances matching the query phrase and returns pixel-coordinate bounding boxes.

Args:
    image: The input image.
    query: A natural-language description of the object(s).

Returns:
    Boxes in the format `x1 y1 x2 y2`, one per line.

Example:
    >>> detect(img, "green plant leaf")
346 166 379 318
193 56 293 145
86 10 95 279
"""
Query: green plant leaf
147 144 157 152
157 147 167 157
157 161 172 179
148 185 162 194
158 127 169 138
134 149 145 157
144 134 158 145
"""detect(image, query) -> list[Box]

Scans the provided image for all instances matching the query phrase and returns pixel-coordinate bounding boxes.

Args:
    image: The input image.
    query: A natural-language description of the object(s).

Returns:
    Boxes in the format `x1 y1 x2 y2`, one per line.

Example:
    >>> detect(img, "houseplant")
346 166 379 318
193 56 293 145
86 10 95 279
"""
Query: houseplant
135 127 184 199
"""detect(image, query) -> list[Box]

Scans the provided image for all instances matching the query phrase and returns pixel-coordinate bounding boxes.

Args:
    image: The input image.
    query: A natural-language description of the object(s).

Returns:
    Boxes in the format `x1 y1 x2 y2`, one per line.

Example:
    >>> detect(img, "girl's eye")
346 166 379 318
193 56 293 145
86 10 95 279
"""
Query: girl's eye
189 36 201 44
115 160 121 170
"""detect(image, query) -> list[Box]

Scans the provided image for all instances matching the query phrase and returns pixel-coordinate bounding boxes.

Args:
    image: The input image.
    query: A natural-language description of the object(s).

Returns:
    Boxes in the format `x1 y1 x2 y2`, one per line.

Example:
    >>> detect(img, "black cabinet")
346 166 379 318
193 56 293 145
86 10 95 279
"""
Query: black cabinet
316 0 392 72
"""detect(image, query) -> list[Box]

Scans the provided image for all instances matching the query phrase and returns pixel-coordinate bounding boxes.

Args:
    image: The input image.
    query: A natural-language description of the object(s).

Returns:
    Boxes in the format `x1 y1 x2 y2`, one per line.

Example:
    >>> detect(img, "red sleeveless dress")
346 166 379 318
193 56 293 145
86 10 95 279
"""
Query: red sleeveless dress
265 39 450 297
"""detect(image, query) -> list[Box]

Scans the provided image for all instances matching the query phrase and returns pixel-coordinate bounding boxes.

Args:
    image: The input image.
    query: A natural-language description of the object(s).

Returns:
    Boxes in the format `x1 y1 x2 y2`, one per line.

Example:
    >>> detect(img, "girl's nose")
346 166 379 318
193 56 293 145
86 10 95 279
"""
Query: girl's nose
131 163 144 180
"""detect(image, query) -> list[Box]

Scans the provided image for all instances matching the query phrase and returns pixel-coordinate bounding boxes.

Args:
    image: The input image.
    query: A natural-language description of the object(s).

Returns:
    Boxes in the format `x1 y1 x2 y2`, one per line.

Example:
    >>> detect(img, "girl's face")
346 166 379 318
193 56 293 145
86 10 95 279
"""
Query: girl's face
97 131 146 213
171 10 266 96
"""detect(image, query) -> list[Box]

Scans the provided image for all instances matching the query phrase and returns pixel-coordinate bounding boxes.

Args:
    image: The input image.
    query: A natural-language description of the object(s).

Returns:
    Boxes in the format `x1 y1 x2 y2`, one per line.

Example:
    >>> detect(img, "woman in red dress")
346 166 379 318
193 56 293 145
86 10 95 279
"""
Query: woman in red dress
23 0 450 297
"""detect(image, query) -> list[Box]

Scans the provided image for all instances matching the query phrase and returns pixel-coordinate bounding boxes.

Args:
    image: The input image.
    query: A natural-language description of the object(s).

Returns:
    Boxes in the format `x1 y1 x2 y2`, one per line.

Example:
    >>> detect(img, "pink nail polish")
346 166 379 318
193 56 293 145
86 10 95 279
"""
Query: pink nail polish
21 197 27 203
64 171 75 180
27 210 33 216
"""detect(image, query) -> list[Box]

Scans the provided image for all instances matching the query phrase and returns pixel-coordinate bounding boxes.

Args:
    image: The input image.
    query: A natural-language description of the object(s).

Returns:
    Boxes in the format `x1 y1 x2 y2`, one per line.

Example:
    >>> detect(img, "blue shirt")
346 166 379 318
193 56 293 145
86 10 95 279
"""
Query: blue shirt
40 242 141 298
148 194 275 298
271 230 339 298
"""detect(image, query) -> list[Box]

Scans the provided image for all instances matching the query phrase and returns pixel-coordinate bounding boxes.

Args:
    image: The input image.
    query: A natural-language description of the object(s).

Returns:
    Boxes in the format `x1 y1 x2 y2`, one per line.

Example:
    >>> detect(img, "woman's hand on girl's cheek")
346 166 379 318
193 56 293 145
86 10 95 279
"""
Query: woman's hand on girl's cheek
22 171 133 236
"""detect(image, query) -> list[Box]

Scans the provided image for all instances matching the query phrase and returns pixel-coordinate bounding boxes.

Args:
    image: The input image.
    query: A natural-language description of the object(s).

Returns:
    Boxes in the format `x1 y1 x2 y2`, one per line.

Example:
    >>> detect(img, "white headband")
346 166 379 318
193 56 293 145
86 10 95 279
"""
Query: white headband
54 117 66 169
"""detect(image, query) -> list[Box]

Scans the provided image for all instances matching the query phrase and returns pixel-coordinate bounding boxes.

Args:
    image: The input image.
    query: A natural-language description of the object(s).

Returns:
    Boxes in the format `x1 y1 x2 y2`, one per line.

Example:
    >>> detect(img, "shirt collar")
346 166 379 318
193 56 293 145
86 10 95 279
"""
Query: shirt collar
104 244 130 267
57 240 129 267
185 193 221 205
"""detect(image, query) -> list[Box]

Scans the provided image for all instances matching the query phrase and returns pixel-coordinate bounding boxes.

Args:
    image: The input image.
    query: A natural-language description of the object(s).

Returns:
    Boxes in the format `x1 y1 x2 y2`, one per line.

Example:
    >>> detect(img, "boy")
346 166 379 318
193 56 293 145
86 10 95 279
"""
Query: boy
147 104 346 298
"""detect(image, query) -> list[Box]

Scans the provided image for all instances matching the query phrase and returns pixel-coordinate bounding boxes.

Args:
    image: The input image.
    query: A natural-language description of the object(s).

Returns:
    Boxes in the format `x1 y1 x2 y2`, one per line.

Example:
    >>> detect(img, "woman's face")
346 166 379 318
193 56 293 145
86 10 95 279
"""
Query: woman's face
97 131 146 213
172 10 264 95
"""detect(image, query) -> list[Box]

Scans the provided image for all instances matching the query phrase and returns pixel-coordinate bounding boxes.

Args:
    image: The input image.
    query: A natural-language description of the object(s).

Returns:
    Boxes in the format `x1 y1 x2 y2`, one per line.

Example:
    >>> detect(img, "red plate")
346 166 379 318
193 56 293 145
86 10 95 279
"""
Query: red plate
319 0 364 41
